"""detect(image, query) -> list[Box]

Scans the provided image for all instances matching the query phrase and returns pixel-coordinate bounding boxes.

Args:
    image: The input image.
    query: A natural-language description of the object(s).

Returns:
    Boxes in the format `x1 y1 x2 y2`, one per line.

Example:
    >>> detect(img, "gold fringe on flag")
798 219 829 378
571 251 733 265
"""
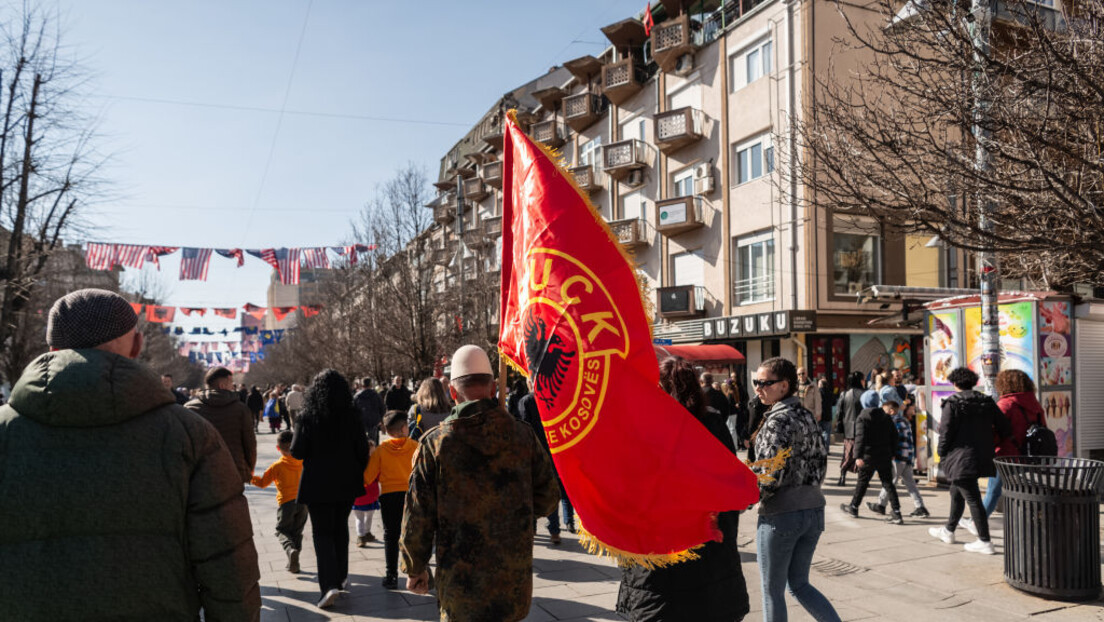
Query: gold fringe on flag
576 522 706 569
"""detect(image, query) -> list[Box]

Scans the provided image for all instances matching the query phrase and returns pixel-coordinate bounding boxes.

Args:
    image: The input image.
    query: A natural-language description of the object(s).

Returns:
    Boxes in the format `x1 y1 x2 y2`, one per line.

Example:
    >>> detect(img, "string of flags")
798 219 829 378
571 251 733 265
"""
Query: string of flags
133 303 323 323
85 243 375 284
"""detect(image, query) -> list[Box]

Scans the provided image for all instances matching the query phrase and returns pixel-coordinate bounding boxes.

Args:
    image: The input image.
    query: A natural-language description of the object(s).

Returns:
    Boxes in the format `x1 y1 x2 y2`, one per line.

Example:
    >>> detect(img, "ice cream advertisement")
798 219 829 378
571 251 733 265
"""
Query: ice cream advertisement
963 302 1035 382
1039 300 1072 387
1042 390 1074 458
928 311 960 387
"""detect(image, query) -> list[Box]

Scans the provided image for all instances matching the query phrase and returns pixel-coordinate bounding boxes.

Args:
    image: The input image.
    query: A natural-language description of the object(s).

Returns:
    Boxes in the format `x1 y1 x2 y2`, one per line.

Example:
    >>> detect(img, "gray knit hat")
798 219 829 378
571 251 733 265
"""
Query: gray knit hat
46 289 139 350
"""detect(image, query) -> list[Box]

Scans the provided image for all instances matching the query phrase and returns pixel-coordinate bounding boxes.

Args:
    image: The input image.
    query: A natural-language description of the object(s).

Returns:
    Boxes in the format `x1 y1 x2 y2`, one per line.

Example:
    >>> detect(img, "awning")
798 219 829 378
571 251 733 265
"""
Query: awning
654 343 745 364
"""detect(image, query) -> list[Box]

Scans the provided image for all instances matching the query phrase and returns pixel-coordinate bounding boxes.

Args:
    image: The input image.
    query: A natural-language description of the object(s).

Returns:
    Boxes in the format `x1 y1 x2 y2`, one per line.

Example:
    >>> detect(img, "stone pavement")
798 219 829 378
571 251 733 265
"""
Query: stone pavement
246 434 1104 621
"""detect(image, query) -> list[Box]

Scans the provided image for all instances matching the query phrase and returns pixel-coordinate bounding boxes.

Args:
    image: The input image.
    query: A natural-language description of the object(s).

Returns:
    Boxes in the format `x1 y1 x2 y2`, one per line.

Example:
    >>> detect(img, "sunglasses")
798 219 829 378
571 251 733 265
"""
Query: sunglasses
752 379 781 388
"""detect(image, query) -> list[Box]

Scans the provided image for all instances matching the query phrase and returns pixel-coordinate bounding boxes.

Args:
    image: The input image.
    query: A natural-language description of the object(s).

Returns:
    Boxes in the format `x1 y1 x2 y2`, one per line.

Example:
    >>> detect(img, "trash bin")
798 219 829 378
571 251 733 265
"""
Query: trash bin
995 456 1104 601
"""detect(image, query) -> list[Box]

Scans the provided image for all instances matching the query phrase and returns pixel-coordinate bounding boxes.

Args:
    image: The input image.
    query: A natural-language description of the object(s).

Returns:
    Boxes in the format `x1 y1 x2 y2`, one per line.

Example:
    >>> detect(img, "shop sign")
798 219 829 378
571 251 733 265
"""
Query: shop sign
701 310 818 340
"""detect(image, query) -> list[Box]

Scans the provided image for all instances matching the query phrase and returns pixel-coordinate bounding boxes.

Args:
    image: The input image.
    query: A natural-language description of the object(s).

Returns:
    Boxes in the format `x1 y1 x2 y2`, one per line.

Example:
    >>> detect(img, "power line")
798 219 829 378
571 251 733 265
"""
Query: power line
96 94 469 128
94 203 359 214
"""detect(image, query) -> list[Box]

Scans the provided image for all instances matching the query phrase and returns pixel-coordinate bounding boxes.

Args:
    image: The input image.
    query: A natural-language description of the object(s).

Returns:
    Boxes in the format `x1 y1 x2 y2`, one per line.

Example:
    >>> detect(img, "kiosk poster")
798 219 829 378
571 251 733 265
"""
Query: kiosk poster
1039 300 1073 387
1042 390 1074 457
929 390 957 467
963 302 1036 381
928 311 960 386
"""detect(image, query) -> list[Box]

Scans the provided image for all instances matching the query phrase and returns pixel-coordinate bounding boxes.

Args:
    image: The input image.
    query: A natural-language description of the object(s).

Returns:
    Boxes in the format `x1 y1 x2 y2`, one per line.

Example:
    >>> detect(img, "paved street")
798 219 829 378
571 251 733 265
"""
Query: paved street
246 435 1104 621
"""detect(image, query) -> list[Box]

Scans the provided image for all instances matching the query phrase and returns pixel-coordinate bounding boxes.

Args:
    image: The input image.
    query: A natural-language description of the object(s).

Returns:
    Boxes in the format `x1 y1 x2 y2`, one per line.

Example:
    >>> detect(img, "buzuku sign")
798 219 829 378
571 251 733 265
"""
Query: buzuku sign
701 310 818 340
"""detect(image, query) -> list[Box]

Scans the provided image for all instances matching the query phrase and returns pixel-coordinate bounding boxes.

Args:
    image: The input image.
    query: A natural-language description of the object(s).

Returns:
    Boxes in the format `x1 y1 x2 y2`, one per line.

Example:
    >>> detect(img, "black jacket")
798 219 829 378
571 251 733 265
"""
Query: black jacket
938 390 1012 480
835 388 864 439
518 393 550 455
703 386 730 420
616 408 750 622
853 407 898 464
353 388 385 435
290 410 370 505
384 385 413 412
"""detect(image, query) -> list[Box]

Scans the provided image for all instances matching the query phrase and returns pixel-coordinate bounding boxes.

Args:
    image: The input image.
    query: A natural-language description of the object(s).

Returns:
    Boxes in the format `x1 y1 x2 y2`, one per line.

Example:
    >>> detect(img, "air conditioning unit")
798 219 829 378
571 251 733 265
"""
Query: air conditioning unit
674 53 695 76
626 169 645 187
693 163 714 195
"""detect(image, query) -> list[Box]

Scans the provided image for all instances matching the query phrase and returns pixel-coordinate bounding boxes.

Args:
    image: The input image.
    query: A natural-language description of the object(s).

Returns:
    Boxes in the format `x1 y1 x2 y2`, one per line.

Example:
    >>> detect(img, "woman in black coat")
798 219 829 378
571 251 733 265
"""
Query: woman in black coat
616 356 749 622
930 367 1011 555
291 369 370 608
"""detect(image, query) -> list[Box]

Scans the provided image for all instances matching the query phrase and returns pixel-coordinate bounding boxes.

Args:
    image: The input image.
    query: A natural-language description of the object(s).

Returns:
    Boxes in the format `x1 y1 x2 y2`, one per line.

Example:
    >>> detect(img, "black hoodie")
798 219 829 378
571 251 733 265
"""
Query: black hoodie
938 390 1013 480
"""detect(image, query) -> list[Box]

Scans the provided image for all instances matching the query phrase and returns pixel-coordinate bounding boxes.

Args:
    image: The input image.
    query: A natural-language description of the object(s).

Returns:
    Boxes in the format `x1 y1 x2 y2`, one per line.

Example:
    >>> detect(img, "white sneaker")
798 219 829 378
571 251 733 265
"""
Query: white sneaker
964 539 995 555
959 517 979 537
929 526 956 544
317 588 340 609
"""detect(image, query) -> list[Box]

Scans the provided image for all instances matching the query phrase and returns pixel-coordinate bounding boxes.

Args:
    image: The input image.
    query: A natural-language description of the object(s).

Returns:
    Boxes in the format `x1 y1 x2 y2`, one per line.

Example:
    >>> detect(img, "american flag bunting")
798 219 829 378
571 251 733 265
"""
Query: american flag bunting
179 248 213 281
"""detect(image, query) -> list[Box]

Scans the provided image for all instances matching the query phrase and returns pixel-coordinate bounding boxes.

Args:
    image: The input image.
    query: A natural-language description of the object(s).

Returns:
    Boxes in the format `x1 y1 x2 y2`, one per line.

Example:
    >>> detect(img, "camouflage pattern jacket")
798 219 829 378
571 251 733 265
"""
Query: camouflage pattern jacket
400 397 559 622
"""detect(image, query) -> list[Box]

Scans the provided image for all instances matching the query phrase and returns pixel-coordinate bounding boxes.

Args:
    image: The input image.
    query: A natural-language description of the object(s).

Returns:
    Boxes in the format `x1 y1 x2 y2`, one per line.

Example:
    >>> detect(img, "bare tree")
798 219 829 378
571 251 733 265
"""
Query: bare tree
0 4 107 378
795 0 1104 286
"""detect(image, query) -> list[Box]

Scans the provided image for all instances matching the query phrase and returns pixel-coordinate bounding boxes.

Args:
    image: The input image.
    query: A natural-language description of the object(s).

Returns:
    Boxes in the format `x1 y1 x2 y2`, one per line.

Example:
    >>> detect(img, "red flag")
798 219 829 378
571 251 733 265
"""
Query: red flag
242 303 267 321
271 306 297 322
180 307 207 317
145 305 175 323
498 112 758 565
643 4 655 36
301 304 323 318
213 308 238 320
129 303 143 315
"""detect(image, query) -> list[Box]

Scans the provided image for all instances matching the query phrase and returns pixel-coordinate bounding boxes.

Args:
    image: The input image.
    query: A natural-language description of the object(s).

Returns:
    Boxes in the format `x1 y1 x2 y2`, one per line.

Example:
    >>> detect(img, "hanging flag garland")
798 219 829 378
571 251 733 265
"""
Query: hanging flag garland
131 303 321 323
83 242 376 282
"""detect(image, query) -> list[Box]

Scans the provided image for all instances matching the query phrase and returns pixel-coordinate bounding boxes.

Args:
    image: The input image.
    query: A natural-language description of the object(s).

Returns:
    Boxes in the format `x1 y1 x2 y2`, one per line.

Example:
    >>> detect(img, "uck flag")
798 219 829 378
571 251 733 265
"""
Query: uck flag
498 112 759 567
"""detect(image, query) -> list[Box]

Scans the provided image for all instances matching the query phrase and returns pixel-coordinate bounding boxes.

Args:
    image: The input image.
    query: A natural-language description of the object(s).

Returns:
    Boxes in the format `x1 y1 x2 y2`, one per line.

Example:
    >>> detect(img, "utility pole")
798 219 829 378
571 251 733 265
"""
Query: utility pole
971 0 1000 395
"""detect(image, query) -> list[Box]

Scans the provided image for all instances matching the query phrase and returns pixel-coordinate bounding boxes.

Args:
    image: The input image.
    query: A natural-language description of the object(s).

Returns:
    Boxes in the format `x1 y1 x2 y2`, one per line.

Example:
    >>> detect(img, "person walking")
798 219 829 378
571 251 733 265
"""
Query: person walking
928 367 1012 555
365 411 419 589
285 383 305 424
752 357 840 622
251 431 307 573
185 366 257 484
247 386 264 432
617 356 750 622
384 375 413 412
960 369 1045 534
408 377 452 442
869 387 930 518
834 372 865 486
291 369 370 609
0 289 259 620
839 386 903 525
401 345 559 621
354 376 385 443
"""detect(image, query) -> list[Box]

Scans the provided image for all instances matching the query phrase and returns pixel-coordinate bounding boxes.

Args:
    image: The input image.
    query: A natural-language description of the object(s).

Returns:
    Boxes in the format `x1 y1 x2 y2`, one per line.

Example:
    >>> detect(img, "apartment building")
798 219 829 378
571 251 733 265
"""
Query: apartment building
425 0 974 394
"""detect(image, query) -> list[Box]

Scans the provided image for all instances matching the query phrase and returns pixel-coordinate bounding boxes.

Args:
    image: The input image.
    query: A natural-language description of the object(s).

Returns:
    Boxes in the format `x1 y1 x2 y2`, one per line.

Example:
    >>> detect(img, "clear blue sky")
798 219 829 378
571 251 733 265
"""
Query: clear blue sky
52 0 644 319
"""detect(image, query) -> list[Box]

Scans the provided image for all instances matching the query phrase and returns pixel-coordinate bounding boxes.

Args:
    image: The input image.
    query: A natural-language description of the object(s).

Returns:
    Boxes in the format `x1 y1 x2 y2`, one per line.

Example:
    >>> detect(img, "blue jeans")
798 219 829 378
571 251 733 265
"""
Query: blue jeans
545 477 575 535
982 475 1003 517
757 507 842 622
820 421 832 450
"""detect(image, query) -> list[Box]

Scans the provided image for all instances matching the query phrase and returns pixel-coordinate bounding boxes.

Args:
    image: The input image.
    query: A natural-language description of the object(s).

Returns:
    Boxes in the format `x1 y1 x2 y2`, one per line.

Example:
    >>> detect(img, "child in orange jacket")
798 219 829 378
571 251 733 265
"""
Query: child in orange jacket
365 410 419 589
251 431 306 572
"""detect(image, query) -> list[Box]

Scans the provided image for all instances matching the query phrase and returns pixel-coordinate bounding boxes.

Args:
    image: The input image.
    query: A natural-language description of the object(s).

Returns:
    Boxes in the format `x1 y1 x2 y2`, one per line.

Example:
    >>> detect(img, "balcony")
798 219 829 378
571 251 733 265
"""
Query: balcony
608 218 648 250
462 226 490 250
462 177 489 202
602 139 653 180
734 275 776 305
482 128 503 150
482 161 502 189
482 215 502 239
655 196 704 235
570 163 602 193
530 120 567 148
651 14 703 73
656 285 706 318
654 107 705 154
433 199 453 225
563 93 607 132
601 57 647 106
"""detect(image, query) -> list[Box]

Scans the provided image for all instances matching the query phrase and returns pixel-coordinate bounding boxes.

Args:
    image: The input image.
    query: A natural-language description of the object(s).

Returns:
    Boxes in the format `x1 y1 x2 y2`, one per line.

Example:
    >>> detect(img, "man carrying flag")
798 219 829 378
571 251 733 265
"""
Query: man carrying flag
496 110 759 564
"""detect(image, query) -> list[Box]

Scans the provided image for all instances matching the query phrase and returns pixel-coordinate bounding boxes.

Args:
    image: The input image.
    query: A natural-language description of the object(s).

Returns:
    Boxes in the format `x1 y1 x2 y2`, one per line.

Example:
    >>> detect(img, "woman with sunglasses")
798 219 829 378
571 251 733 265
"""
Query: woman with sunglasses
751 357 840 622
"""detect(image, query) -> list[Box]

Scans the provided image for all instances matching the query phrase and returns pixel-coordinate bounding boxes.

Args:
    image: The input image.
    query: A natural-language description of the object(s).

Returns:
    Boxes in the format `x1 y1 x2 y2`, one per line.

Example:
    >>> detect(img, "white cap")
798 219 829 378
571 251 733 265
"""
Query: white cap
451 344 493 378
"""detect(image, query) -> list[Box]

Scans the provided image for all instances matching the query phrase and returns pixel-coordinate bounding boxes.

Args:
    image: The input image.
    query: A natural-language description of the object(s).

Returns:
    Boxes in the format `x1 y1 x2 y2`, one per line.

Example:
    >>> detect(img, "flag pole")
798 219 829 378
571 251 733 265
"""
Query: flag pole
498 356 507 408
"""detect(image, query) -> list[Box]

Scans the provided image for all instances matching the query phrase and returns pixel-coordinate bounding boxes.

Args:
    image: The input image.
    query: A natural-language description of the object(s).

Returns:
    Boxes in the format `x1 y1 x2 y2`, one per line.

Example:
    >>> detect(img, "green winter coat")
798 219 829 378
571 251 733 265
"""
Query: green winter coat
0 349 260 621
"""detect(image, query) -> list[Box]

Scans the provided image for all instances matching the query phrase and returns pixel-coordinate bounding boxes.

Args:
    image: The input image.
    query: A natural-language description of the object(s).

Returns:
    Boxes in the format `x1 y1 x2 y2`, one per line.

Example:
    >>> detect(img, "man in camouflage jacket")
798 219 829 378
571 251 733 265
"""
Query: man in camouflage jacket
400 346 559 621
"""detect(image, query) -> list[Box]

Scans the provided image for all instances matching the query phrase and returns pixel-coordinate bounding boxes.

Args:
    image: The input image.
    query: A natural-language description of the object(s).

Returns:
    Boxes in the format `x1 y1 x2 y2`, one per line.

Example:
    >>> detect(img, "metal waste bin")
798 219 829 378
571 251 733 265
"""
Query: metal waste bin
995 456 1104 601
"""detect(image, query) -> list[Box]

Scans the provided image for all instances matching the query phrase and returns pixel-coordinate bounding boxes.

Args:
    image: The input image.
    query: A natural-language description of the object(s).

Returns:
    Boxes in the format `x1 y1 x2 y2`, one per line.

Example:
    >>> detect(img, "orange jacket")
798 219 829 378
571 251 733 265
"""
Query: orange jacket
251 454 303 506
365 437 419 494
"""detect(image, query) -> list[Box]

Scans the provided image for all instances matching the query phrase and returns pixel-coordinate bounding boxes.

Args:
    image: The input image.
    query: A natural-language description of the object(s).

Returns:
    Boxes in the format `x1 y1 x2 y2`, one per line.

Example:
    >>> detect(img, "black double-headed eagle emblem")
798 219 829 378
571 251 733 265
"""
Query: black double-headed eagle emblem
523 308 576 411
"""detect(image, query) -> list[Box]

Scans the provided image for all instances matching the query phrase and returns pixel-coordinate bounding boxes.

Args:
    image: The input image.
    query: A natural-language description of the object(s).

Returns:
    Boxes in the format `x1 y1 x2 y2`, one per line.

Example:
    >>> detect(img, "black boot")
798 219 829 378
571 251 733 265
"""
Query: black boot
836 475 846 486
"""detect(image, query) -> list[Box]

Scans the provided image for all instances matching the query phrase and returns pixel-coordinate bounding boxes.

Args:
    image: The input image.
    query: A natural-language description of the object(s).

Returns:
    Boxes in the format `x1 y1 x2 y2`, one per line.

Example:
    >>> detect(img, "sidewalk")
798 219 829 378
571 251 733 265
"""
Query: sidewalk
246 436 1104 621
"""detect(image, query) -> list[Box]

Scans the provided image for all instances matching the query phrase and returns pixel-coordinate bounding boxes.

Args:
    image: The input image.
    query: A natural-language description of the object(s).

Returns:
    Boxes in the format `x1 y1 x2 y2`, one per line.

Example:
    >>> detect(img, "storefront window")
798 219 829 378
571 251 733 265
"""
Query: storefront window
832 215 881 295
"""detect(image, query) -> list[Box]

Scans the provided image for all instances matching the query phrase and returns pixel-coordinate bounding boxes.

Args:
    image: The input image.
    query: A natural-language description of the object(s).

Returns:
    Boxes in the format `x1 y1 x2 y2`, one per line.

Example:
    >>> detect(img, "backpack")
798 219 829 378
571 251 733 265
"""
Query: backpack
1024 423 1058 457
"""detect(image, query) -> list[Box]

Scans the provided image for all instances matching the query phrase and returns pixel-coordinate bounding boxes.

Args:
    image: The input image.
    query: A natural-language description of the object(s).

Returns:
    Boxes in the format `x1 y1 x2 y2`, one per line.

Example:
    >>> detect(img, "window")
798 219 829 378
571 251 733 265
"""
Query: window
731 38 772 90
672 167 695 197
735 232 775 304
734 133 775 184
671 251 705 288
832 215 881 295
579 136 602 167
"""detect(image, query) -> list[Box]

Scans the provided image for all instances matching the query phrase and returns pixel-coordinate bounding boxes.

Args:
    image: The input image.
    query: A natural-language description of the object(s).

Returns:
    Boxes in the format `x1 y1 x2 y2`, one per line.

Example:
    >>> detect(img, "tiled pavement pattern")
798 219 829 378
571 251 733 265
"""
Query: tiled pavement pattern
245 434 1104 621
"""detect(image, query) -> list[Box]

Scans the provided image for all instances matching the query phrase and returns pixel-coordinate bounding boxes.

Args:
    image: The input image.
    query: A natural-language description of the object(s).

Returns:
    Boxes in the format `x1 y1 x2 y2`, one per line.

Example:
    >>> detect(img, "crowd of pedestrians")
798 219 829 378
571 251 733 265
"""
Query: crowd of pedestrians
0 287 1050 621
